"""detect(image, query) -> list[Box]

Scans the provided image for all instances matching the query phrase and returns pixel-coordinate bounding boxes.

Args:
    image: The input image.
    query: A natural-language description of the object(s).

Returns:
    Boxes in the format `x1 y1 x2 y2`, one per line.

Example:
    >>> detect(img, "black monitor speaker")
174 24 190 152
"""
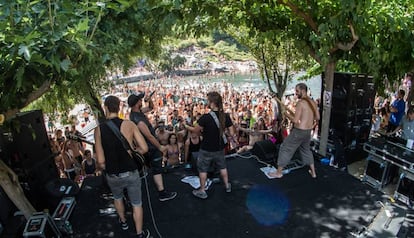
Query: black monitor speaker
251 140 279 164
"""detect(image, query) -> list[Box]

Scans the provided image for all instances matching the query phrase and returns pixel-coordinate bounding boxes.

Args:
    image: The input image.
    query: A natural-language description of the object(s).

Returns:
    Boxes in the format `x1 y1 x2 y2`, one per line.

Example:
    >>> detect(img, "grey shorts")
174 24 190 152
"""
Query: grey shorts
197 149 226 173
277 128 314 167
106 170 142 207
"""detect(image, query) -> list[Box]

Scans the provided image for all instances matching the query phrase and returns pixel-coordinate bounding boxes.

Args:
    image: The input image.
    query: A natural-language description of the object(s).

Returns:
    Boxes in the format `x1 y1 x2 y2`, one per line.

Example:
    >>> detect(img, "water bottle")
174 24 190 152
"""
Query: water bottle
329 155 335 166
65 221 73 234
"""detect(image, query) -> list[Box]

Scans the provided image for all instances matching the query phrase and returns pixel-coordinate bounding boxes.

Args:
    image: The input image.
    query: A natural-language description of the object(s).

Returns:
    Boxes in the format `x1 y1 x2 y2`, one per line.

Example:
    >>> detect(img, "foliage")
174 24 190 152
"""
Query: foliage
176 0 414 91
0 0 181 121
145 47 187 75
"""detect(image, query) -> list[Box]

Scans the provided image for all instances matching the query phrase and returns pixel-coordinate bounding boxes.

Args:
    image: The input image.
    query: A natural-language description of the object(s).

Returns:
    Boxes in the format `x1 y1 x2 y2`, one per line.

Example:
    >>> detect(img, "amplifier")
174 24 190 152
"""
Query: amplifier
52 197 76 234
394 172 414 208
362 155 391 190
363 139 414 171
23 212 61 238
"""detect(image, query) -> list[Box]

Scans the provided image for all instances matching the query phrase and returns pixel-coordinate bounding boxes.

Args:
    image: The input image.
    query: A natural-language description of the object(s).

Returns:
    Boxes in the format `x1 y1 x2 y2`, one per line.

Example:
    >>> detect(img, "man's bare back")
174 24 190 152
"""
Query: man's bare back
291 97 319 130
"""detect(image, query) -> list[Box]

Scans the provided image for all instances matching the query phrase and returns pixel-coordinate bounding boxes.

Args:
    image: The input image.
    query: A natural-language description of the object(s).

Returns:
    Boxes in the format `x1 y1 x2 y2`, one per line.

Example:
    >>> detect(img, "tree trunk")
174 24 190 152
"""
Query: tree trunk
319 60 336 156
0 160 35 219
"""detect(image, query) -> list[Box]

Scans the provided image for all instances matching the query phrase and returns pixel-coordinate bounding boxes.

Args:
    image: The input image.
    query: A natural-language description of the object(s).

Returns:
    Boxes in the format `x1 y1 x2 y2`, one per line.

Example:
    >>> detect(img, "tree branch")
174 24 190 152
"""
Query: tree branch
277 0 319 34
330 23 359 53
4 80 52 120
308 47 322 64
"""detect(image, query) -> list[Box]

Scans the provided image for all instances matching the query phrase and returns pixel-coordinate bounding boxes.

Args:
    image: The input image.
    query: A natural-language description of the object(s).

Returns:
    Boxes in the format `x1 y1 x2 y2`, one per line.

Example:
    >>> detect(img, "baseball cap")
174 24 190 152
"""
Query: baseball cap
127 92 145 107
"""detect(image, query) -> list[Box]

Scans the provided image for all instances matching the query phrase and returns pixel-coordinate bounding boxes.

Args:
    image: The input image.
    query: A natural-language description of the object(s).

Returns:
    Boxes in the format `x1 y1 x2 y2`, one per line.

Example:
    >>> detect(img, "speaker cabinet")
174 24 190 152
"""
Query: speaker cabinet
8 110 58 210
321 72 376 148
394 172 414 207
251 140 279 163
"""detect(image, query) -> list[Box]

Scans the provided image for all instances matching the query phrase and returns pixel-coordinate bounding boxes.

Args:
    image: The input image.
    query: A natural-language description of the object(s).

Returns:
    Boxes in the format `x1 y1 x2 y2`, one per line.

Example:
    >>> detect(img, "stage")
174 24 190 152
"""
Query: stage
68 156 390 238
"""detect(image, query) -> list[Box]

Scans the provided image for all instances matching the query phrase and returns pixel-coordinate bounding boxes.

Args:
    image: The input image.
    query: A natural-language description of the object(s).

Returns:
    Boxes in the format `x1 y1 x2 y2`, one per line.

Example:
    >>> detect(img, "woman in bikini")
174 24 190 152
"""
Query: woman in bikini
164 134 180 166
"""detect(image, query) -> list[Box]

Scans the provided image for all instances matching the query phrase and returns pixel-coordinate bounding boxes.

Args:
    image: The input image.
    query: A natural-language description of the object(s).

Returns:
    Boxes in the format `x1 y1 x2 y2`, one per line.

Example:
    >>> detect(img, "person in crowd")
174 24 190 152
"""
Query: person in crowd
237 120 250 148
236 119 272 154
388 107 414 140
61 141 80 181
387 89 406 132
371 110 381 134
243 110 255 129
379 106 390 131
55 129 65 148
268 83 319 179
128 92 177 202
66 127 85 164
164 134 181 166
94 95 149 238
184 131 202 164
175 117 188 155
50 136 65 178
155 120 174 145
185 91 237 199
81 149 97 177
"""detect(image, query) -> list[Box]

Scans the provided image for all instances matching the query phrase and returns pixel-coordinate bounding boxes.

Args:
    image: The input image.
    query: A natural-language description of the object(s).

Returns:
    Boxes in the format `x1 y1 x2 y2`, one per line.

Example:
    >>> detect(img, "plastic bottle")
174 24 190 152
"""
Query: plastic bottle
329 154 335 166
65 221 73 234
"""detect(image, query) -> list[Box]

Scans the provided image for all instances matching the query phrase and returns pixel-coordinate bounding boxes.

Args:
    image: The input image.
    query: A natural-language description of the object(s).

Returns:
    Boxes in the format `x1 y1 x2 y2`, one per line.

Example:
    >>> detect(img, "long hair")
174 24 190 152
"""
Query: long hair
207 91 225 139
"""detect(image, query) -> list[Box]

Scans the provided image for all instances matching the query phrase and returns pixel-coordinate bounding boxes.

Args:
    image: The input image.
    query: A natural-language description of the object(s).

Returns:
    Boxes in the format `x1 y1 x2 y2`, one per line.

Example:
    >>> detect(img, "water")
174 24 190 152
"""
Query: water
165 72 321 99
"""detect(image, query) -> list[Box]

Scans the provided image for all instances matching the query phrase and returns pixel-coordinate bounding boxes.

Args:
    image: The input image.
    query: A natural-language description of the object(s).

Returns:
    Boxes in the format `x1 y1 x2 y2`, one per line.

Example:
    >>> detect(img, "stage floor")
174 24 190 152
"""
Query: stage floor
70 156 385 238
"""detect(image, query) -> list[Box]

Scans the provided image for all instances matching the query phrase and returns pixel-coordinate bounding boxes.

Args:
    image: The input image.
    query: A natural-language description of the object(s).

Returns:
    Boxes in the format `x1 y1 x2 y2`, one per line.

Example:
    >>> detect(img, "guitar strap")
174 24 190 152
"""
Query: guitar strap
302 97 318 121
209 111 227 144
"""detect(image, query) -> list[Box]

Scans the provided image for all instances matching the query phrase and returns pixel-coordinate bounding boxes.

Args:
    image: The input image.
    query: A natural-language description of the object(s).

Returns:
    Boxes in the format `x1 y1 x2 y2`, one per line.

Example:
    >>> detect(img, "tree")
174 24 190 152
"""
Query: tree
145 47 187 76
228 25 314 119
176 0 414 155
0 0 181 218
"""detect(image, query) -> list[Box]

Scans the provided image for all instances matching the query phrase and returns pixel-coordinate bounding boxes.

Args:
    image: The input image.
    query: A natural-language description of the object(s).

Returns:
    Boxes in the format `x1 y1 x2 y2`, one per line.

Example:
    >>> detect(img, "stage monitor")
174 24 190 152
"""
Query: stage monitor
395 172 414 207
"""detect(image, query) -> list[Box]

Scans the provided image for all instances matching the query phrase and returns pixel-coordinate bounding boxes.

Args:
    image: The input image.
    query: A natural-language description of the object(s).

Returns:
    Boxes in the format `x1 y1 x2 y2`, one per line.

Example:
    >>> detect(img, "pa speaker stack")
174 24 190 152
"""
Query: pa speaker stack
8 110 58 210
321 72 376 151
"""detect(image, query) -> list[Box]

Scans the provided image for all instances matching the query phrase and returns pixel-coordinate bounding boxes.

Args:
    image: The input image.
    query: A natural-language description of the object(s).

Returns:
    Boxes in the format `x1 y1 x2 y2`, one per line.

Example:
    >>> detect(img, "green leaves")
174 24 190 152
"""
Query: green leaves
1 0 187 120
60 59 71 72
18 45 31 61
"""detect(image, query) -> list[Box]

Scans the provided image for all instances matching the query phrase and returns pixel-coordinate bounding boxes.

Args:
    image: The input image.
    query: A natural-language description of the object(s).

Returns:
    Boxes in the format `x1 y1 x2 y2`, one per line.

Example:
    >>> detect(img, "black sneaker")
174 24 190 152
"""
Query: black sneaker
119 218 128 230
137 229 150 238
159 191 177 202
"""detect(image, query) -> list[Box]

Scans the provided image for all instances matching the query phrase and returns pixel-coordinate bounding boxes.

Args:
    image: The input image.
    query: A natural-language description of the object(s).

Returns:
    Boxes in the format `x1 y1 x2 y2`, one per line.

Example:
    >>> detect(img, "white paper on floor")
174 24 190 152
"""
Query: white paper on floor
260 166 278 179
181 176 212 190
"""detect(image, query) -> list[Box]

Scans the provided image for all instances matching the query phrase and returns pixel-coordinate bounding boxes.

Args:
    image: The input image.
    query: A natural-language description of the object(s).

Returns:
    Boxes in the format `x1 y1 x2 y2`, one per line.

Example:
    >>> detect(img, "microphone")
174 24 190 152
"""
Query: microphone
145 91 156 102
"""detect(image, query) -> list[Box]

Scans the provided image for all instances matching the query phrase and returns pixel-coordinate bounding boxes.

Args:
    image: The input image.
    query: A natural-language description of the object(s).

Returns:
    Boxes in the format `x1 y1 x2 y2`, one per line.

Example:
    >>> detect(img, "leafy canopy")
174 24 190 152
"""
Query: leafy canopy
0 0 180 119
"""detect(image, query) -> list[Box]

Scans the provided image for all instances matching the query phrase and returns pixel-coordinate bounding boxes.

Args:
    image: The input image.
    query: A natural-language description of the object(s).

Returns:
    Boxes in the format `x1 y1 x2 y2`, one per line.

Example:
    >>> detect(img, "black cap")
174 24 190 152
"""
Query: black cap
127 92 145 107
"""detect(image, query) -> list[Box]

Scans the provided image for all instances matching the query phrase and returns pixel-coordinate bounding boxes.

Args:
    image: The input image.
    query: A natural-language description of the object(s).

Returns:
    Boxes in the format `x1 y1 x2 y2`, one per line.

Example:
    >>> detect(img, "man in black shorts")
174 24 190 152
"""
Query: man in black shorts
128 92 177 202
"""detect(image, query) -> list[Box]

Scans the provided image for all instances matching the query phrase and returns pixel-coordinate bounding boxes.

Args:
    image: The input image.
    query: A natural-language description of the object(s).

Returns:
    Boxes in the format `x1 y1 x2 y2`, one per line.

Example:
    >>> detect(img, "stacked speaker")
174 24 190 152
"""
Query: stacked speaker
6 110 58 210
321 72 376 150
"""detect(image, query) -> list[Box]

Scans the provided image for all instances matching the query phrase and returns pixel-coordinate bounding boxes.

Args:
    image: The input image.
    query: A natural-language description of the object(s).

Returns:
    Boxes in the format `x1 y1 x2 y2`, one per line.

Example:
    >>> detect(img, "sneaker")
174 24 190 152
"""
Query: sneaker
226 183 232 193
137 229 150 238
119 218 128 230
192 189 208 199
159 191 177 202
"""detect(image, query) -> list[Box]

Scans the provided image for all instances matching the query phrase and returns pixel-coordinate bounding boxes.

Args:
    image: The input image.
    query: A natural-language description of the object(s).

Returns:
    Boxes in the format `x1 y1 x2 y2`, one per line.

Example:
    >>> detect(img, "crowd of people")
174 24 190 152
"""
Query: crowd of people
108 76 290 163
371 73 414 141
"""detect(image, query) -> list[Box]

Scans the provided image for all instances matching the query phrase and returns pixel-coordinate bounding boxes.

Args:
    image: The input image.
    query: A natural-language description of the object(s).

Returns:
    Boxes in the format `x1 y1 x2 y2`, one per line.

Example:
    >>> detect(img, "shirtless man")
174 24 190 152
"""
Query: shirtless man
268 83 320 179
155 121 174 145
236 120 272 153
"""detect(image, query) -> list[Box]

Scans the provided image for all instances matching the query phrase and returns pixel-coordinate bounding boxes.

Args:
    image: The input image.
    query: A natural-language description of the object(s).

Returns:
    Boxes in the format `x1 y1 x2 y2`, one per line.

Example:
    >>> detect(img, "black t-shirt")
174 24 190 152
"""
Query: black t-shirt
197 111 233 152
100 118 137 174
130 111 158 152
